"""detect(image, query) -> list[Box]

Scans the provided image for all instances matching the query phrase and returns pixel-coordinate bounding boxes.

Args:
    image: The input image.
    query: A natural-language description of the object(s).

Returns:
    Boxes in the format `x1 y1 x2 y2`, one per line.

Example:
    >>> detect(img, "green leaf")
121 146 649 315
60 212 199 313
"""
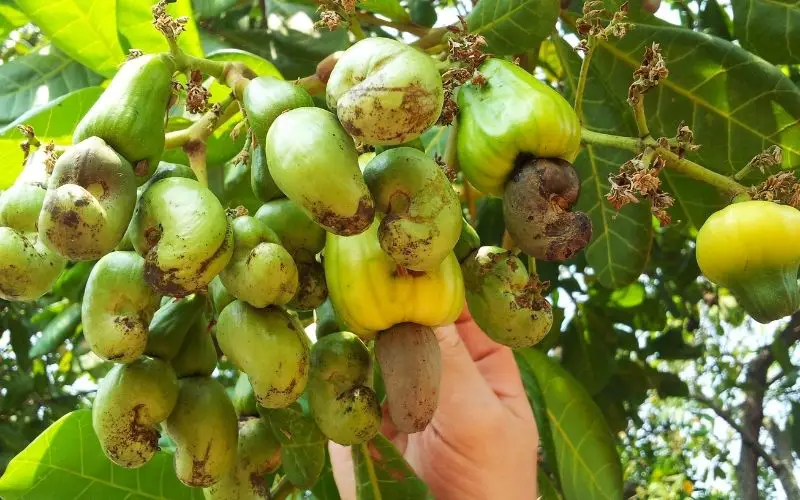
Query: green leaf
789 401 800 457
517 348 623 500
193 0 240 18
309 457 341 500
0 410 203 499
117 0 203 57
771 335 794 374
697 0 732 40
260 405 326 489
0 2 28 40
644 328 703 360
516 351 559 481
0 47 103 127
0 86 103 188
538 470 564 500
51 261 95 303
561 314 615 395
608 282 646 308
28 303 81 358
467 0 559 55
358 0 410 22
731 0 800 64
554 37 653 289
352 434 432 499
13 0 125 77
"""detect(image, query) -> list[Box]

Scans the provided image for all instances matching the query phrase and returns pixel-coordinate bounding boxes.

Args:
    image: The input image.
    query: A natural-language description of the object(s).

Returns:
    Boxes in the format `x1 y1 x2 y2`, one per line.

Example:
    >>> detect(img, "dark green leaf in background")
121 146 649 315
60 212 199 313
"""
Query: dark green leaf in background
731 0 800 64
28 303 81 358
467 0 560 55
352 434 432 500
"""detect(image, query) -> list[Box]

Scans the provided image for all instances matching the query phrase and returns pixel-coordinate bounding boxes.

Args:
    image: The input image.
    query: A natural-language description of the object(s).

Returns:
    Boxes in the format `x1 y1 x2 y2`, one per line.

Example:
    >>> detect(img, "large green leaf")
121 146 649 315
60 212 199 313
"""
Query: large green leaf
731 0 799 64
467 0 559 55
0 47 103 127
0 86 103 188
13 0 125 77
117 0 203 57
515 351 559 481
260 405 326 489
517 348 623 500
554 38 653 289
560 314 615 395
352 434 432 499
309 457 341 500
0 410 203 499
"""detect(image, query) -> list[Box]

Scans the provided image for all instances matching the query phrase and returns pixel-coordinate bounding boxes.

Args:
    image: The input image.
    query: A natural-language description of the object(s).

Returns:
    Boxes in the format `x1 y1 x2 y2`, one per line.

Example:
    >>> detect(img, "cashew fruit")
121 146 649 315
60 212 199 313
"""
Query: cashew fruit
325 218 464 338
216 301 309 408
223 157 262 216
146 293 206 360
164 377 238 487
130 177 233 296
233 372 259 418
220 215 298 308
314 297 344 339
38 137 137 261
453 217 481 263
289 260 328 311
696 200 800 323
265 107 374 235
363 147 461 271
462 246 553 347
326 38 443 145
308 332 381 445
250 142 282 203
456 58 581 196
254 198 325 263
375 323 441 433
74 54 175 180
82 251 161 363
171 313 218 377
0 182 66 301
92 357 179 468
243 76 313 146
203 417 281 500
210 276 235 316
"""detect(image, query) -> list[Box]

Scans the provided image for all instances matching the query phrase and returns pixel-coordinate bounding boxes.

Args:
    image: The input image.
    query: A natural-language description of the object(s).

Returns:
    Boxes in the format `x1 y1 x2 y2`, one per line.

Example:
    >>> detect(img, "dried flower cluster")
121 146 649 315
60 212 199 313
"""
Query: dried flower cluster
315 0 356 31
152 0 189 39
438 19 488 125
628 43 668 106
748 153 799 208
126 49 144 61
576 1 630 52
17 124 39 164
607 152 675 225
186 70 210 114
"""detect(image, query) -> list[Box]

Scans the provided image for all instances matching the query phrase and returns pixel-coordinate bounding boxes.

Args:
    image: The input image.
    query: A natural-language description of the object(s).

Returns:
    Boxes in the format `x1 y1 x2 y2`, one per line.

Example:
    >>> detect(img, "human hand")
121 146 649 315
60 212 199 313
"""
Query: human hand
329 307 539 499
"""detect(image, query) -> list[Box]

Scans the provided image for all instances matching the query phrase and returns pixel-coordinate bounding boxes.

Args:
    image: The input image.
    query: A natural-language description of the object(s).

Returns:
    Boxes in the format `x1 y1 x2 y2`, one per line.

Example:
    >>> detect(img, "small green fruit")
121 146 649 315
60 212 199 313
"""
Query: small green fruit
254 198 325 263
243 76 314 146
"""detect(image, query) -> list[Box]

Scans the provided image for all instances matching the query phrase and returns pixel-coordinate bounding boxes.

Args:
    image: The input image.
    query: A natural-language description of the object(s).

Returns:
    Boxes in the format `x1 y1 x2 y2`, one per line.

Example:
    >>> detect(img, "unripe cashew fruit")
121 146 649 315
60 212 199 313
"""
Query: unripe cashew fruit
696 200 800 323
38 137 137 260
92 357 179 468
146 293 206 361
203 417 281 500
171 313 218 377
250 142 282 203
453 217 481 262
243 76 314 146
216 301 310 408
325 218 464 338
254 198 325 263
233 372 259 418
164 377 238 488
82 251 161 363
462 246 553 348
130 177 233 296
74 54 175 180
209 276 235 316
326 38 444 145
363 147 461 271
308 332 381 445
503 158 592 261
219 215 298 308
0 183 66 301
289 260 328 311
375 323 441 433
314 297 344 339
265 107 374 236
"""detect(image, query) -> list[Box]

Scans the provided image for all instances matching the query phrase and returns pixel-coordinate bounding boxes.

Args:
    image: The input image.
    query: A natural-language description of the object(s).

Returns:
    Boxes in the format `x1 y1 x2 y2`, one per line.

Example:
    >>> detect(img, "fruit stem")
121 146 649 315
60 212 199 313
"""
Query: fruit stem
186 143 208 187
573 40 596 123
349 16 367 40
165 95 238 152
356 12 430 36
413 26 449 49
270 476 297 500
580 128 642 152
632 98 650 138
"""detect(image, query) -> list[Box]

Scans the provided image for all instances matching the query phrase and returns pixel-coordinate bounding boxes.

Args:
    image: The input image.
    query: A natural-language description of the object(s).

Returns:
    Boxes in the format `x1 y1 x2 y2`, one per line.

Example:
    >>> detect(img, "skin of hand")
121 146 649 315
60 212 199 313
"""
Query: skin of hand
329 306 539 499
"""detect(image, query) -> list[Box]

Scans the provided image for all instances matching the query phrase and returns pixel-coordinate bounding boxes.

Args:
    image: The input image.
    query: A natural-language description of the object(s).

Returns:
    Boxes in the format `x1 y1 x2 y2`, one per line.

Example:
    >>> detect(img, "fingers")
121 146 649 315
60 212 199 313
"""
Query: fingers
329 442 356 500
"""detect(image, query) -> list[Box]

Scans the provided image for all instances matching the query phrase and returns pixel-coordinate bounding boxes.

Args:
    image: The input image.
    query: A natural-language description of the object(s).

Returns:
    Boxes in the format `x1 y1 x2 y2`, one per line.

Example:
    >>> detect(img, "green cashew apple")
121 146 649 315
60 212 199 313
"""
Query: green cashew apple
243 76 314 146
74 54 175 180
314 297 344 338
209 276 235 316
219 215 298 308
130 177 233 296
254 198 325 263
216 301 309 408
363 147 461 271
0 182 66 301
289 260 328 311
164 377 238 488
462 246 553 348
453 217 481 262
326 38 443 145
92 357 179 468
233 372 259 418
38 137 137 260
250 142 282 203
375 323 441 433
82 251 161 362
203 417 281 500
265 107 374 236
146 293 206 360
308 332 381 445
171 313 218 377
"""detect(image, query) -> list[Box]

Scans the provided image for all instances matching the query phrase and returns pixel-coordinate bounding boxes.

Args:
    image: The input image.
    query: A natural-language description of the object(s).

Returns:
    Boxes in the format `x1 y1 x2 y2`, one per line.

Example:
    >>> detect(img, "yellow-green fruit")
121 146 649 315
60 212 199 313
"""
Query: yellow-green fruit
265 107 374 236
74 54 175 180
171 314 217 377
39 137 137 261
696 200 800 323
82 251 161 363
325 218 464 338
0 183 66 301
243 76 314 146
92 357 179 468
314 297 344 338
326 38 444 145
130 177 233 296
289 260 328 311
254 198 325 263
363 147 461 271
457 58 580 196
250 142 282 203
309 332 381 445
216 301 310 408
146 294 206 361
209 276 235 316
233 372 259 418
219 215 298 308
462 246 553 347
165 377 238 488
203 417 281 500
453 217 481 263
